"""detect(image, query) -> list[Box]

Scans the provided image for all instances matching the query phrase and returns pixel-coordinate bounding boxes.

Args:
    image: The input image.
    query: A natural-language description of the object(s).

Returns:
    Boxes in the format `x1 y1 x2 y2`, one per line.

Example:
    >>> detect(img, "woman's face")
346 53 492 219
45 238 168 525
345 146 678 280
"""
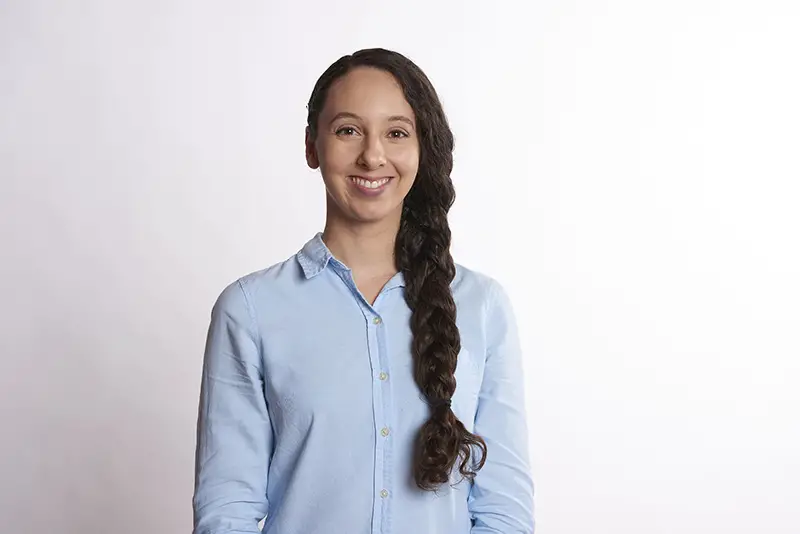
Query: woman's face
307 67 420 225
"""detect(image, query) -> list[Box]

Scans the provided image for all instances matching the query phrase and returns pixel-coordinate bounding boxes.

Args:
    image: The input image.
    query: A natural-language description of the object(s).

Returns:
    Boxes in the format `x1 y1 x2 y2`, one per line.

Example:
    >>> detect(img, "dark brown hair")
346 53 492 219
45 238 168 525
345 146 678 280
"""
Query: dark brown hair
306 48 486 490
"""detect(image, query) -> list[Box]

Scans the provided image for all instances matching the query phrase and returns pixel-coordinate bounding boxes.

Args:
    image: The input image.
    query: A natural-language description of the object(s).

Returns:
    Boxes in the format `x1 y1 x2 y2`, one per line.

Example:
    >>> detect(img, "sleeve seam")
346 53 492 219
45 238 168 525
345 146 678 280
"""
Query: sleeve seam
236 279 264 357
484 276 502 355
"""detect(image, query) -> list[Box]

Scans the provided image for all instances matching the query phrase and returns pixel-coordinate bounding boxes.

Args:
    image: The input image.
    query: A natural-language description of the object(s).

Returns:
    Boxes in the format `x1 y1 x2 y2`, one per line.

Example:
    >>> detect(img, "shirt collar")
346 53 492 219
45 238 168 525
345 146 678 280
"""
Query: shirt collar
296 232 405 289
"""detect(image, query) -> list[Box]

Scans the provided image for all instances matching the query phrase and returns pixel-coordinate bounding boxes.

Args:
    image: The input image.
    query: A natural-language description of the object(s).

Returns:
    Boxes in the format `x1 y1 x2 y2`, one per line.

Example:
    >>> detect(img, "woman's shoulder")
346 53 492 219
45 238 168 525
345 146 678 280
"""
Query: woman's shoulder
236 257 298 291
212 252 305 311
452 263 510 310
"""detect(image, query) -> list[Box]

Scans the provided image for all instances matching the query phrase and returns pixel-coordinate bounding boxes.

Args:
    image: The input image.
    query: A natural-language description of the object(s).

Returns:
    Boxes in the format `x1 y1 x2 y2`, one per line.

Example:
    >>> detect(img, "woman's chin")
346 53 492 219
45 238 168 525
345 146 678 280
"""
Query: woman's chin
327 192 405 225
347 202 403 225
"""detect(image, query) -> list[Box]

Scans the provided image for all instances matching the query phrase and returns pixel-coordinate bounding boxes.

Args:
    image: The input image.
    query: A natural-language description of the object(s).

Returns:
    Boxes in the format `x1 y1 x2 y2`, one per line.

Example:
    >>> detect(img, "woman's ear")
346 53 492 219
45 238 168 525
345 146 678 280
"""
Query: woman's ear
305 127 319 169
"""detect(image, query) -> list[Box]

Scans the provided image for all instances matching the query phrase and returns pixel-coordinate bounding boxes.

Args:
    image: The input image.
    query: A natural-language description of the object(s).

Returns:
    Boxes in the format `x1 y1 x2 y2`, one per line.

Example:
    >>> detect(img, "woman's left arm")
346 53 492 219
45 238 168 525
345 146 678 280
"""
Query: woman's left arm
468 280 535 533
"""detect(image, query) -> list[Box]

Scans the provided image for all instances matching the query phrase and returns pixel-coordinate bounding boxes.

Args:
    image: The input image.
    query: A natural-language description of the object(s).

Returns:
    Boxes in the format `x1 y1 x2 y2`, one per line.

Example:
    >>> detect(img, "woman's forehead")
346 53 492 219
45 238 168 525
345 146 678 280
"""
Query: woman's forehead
323 67 415 122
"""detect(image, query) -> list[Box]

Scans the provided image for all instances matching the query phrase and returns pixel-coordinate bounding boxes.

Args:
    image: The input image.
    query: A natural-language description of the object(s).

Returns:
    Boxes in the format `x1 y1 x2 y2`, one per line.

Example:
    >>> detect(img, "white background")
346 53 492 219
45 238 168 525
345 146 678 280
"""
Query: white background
2 1 799 533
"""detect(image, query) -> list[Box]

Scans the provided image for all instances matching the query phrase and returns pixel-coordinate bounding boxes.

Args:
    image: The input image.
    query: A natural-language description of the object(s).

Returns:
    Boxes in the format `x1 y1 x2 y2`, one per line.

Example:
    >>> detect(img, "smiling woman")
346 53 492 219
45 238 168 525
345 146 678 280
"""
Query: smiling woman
192 48 535 534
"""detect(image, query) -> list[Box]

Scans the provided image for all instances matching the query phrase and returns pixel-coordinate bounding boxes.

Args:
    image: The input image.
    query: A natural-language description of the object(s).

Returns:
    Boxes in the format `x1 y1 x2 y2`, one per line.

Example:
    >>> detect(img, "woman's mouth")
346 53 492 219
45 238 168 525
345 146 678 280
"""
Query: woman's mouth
348 176 392 196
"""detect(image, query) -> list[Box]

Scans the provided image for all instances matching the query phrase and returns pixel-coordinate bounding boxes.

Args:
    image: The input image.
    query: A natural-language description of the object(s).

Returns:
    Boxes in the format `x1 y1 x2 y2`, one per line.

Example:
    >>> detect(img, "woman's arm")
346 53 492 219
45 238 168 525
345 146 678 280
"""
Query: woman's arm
468 280 535 533
193 280 273 534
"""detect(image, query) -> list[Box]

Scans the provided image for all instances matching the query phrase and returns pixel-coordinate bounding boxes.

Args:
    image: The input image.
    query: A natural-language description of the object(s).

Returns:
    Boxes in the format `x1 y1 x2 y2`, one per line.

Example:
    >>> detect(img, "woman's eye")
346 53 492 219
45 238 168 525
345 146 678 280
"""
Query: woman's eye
389 130 409 138
335 126 357 136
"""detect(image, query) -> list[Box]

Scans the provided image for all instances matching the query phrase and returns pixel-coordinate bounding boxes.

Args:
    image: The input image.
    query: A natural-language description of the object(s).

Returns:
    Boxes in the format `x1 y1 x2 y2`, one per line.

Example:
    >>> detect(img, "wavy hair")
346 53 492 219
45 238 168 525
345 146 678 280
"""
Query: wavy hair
306 48 486 490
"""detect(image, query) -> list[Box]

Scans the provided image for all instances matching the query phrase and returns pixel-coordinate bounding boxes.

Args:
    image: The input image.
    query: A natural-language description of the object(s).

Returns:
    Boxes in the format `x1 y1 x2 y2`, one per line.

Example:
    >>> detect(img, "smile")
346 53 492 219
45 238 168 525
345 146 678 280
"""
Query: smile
349 176 392 189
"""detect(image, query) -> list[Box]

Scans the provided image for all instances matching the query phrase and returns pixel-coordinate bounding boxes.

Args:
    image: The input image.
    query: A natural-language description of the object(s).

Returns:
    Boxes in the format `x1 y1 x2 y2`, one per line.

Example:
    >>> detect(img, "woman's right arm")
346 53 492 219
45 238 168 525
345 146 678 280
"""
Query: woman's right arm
193 280 273 534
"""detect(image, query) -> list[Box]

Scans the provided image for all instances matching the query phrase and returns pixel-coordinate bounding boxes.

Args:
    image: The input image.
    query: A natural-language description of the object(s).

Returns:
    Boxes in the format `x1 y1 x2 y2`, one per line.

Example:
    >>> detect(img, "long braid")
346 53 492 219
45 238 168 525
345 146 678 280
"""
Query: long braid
396 114 486 490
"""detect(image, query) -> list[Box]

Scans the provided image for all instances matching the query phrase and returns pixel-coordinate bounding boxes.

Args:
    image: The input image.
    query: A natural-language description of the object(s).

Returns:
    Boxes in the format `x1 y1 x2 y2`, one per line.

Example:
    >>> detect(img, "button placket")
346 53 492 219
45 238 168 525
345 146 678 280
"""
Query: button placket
367 303 393 529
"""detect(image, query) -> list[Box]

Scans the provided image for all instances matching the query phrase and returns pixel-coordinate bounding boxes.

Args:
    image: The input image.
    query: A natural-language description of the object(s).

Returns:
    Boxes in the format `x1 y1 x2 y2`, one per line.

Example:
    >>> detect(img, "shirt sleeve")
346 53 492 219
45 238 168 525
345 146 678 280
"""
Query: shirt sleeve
193 280 273 534
468 279 535 533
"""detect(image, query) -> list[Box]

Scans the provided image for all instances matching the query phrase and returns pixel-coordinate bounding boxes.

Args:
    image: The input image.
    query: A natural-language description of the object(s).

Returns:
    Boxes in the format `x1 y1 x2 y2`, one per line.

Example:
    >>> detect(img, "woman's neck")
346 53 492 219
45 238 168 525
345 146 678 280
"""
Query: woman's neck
321 218 399 278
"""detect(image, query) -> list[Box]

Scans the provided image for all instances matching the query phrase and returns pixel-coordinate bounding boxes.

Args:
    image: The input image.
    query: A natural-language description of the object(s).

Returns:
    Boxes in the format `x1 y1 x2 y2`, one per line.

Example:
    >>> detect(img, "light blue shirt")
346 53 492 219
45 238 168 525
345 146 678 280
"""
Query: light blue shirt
193 233 534 534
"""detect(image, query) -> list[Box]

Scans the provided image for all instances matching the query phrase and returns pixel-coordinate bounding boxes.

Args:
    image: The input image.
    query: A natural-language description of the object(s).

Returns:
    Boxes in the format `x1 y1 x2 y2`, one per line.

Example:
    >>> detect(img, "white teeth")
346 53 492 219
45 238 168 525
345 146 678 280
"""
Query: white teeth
351 177 390 189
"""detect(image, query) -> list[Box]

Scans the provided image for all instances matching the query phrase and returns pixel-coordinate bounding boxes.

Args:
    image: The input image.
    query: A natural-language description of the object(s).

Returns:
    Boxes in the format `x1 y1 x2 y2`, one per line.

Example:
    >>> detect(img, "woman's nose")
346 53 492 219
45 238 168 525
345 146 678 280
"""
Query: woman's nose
357 135 387 169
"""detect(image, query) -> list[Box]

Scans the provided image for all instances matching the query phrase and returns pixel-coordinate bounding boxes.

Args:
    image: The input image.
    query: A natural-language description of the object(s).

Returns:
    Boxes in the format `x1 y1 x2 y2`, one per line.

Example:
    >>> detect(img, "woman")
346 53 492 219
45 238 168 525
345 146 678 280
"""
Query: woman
193 48 534 534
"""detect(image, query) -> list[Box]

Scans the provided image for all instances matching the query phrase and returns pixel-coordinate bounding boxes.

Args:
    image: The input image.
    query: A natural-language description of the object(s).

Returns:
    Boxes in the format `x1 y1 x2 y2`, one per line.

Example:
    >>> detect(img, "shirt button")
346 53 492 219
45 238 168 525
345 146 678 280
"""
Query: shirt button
380 489 389 498
380 427 390 437
379 372 388 381
373 316 382 325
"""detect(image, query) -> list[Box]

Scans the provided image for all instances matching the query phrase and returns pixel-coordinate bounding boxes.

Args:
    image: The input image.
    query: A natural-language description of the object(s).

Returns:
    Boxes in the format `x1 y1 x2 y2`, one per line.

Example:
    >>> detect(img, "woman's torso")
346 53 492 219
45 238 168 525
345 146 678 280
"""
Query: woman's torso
243 233 495 534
